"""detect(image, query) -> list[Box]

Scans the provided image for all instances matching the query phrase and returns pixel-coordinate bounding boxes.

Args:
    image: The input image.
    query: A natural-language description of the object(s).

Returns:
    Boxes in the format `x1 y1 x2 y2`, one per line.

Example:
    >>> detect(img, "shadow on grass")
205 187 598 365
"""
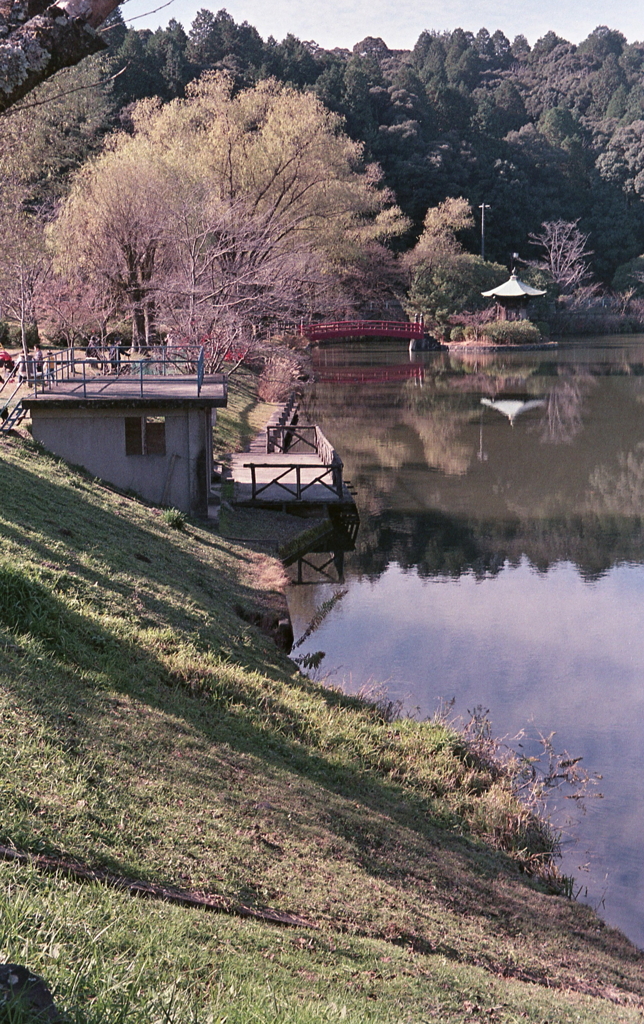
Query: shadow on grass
214 380 263 456
0 577 514 901
4 579 643 990
0 446 550 924
0 452 278 646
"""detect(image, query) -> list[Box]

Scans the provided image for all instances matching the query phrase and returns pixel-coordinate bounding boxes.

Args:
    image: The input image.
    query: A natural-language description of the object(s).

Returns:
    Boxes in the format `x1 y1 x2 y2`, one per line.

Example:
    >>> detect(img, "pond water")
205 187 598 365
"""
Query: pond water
286 335 644 949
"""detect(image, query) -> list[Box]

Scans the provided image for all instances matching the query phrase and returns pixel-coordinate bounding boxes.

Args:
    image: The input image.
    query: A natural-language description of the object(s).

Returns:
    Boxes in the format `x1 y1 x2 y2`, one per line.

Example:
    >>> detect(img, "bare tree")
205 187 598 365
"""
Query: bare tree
36 273 119 345
527 219 593 293
157 192 336 366
0 200 51 356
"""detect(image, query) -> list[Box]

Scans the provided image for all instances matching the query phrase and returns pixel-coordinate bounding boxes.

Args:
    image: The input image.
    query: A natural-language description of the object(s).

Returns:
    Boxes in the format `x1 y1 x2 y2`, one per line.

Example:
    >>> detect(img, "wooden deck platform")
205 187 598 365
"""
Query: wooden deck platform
227 451 353 506
225 403 355 508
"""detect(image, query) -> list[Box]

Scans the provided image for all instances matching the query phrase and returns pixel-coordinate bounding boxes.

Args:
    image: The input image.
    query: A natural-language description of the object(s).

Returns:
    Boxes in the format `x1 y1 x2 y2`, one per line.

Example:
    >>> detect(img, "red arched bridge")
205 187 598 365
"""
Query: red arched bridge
300 320 424 342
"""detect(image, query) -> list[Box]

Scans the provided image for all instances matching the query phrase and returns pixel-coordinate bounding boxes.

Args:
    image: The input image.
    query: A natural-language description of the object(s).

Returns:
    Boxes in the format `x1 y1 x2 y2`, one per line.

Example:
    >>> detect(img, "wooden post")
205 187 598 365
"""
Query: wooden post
332 457 342 497
250 464 256 500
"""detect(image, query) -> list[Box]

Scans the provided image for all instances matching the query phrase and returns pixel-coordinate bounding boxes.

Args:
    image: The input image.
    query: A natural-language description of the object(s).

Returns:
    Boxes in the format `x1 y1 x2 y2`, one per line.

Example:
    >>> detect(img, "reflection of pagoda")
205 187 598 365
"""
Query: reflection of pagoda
481 273 546 321
481 396 546 425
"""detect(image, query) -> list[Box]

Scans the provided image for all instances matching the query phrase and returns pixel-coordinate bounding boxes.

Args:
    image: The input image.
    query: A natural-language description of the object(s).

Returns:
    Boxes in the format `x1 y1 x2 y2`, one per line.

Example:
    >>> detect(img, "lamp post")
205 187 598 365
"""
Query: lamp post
479 203 490 261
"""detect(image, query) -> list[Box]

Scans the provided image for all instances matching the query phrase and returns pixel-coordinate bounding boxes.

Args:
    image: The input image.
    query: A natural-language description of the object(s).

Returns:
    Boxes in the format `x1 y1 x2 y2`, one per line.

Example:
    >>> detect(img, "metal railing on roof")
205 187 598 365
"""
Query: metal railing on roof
28 345 225 401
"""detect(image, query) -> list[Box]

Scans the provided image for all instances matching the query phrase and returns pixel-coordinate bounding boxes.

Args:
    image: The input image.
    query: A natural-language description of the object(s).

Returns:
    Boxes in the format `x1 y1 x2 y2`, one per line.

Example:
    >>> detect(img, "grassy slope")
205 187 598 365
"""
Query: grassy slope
213 371 275 458
0 430 643 1023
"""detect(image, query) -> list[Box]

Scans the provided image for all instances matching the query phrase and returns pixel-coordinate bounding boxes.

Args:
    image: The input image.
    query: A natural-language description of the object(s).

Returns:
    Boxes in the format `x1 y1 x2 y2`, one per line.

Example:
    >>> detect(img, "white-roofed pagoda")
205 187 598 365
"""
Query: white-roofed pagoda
481 272 546 321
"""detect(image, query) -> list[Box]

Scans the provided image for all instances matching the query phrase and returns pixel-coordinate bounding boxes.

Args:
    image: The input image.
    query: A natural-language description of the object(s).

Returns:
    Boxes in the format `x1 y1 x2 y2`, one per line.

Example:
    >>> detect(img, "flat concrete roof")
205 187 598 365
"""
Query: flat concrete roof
22 375 227 410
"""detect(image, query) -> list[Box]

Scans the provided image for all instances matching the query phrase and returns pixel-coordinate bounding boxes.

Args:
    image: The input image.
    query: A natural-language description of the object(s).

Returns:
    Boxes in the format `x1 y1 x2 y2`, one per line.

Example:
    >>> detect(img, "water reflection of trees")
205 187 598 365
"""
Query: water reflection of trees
354 510 644 583
304 387 476 497
404 361 596 449
309 353 644 524
305 345 644 581
399 397 473 475
588 445 644 516
537 369 595 445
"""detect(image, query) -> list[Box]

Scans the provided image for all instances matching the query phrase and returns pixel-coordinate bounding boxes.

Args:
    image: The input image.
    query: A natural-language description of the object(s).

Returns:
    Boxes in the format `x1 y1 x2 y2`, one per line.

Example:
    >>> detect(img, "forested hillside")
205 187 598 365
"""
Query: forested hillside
4 10 644 350
98 13 644 283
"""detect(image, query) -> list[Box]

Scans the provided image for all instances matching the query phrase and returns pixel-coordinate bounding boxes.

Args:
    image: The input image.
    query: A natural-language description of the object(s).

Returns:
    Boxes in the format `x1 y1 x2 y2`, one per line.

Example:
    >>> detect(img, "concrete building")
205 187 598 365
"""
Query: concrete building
22 374 227 515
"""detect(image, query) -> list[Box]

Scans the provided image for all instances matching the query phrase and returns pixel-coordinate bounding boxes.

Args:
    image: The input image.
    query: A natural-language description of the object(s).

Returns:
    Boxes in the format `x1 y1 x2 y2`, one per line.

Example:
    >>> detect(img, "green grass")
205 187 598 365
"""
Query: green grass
0 431 643 1023
161 507 187 529
214 370 275 458
2 866 640 1024
2 865 644 1024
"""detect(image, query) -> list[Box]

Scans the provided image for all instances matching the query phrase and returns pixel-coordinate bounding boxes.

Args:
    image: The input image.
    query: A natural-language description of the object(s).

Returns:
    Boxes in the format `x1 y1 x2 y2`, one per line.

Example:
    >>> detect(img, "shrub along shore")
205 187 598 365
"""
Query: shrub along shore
0 385 643 1023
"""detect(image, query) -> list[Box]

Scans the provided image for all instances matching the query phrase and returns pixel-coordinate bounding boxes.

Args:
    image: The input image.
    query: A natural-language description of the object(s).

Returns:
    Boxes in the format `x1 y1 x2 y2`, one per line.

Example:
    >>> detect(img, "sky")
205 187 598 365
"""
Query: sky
119 0 644 51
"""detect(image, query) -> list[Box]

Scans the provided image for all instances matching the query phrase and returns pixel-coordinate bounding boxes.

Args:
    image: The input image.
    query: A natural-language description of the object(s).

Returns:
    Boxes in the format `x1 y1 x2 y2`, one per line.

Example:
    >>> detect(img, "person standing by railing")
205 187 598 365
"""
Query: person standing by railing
15 352 27 385
108 341 121 374
33 344 44 379
44 351 56 384
85 336 102 371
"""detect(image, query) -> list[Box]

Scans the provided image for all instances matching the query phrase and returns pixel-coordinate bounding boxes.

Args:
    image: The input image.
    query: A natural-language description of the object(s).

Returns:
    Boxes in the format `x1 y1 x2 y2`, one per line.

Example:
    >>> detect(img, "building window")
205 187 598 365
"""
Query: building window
125 416 166 456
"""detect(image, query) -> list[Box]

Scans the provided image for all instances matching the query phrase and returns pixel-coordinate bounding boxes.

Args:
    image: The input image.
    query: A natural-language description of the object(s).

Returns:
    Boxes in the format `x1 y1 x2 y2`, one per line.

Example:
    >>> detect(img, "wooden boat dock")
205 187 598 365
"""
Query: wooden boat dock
226 405 354 508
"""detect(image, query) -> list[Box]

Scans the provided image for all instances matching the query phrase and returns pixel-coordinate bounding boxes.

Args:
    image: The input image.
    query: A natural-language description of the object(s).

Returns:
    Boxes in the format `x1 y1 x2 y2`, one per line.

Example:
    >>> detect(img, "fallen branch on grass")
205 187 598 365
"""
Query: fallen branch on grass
0 844 317 929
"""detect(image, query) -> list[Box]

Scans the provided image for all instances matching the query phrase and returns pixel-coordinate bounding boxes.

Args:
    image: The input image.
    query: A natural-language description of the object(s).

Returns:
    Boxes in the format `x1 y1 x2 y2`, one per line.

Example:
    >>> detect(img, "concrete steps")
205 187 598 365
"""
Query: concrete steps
247 395 299 454
209 397 299 520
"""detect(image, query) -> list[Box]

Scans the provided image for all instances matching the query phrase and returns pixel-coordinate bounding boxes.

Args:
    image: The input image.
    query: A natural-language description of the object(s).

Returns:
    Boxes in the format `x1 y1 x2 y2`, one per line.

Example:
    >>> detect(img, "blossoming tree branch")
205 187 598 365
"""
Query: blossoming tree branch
0 0 120 112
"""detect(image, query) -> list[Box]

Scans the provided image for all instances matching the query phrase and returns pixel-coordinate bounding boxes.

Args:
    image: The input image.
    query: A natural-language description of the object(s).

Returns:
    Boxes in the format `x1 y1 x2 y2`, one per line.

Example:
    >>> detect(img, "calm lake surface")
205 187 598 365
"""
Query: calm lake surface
286 335 644 949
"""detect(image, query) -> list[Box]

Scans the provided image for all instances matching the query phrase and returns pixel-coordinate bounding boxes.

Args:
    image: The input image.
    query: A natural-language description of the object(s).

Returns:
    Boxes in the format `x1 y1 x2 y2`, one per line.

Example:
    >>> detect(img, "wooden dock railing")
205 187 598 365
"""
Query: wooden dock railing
246 422 344 501
246 462 343 501
266 424 317 453
314 427 337 467
265 424 339 466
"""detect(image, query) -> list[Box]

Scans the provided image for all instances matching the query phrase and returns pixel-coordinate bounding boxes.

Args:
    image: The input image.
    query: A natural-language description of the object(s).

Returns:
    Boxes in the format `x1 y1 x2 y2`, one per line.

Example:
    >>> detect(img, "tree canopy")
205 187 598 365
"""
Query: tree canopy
8 6 644 347
404 198 506 324
96 11 644 283
50 74 407 344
